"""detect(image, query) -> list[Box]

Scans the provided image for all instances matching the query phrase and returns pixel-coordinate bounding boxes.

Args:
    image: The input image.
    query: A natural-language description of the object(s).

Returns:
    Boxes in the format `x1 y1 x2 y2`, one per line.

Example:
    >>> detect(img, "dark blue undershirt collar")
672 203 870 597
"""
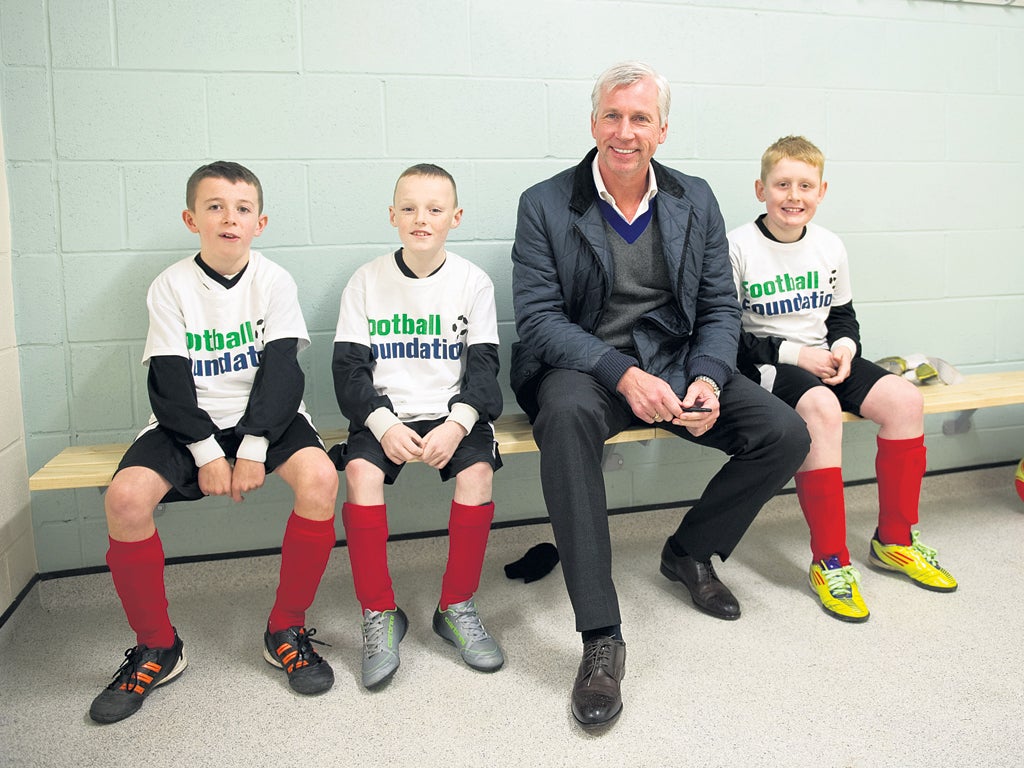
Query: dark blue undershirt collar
597 199 653 244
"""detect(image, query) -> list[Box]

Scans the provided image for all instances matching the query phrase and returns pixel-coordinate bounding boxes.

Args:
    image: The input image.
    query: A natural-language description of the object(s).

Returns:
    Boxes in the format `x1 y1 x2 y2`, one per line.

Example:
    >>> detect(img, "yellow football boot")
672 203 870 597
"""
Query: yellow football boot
808 556 870 623
869 530 958 592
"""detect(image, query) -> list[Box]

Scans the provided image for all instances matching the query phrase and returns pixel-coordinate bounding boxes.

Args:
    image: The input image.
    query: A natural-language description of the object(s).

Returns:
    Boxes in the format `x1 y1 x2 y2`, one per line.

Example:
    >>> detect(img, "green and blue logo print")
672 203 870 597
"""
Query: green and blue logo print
367 312 466 361
740 269 837 316
186 319 265 377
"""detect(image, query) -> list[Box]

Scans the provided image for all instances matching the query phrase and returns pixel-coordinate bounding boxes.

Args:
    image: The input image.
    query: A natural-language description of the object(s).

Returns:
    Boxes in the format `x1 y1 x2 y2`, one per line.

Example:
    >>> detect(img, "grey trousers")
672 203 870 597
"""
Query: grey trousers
532 369 809 632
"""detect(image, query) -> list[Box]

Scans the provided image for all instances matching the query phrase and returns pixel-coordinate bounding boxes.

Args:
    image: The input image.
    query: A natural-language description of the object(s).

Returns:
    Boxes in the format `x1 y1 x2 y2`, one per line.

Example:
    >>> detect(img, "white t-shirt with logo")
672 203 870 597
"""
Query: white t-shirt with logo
143 250 311 430
334 251 499 422
729 221 853 350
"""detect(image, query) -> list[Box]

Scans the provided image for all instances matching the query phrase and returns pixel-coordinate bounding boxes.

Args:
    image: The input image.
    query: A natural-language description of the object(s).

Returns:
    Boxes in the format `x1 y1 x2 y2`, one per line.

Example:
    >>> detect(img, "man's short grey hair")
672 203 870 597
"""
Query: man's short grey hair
591 61 671 126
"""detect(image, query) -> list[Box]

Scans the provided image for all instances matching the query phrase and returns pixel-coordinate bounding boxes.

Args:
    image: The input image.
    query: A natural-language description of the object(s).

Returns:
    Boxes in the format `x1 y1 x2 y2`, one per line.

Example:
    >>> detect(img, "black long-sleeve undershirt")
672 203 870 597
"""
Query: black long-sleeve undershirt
449 342 502 422
737 301 862 374
332 341 393 427
236 337 305 442
148 355 216 444
332 341 502 427
148 337 304 446
824 301 862 357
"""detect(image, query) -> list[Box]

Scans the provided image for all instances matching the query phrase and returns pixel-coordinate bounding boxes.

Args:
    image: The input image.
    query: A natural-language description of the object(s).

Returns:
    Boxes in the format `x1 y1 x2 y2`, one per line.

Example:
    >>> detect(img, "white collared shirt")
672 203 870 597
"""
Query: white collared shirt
591 155 659 224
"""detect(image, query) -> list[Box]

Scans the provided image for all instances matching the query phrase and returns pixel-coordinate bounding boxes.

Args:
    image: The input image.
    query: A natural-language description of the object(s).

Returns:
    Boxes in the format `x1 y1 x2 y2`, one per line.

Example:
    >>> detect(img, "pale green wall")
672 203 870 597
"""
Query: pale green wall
0 99 37 609
3 0 1023 572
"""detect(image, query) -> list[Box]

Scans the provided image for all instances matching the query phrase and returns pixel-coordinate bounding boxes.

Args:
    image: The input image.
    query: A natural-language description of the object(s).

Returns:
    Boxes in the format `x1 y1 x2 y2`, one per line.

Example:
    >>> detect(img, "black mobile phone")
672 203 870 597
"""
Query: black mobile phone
682 406 712 413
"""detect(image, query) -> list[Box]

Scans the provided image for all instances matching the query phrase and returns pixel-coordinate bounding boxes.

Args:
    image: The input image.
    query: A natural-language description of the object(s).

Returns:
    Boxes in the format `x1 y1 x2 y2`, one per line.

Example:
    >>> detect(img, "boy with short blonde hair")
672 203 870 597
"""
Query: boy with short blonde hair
332 163 504 688
758 134 824 182
728 136 957 623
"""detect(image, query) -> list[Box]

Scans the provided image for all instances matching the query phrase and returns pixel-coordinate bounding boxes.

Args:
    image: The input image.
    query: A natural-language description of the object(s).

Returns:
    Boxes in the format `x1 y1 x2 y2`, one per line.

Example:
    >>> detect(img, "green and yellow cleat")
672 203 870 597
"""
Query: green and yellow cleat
869 530 957 592
809 556 870 623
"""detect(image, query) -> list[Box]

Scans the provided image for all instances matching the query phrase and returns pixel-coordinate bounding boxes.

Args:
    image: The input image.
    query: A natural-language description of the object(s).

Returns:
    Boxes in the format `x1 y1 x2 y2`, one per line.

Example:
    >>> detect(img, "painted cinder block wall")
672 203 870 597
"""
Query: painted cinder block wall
0 107 37 612
2 0 1022 573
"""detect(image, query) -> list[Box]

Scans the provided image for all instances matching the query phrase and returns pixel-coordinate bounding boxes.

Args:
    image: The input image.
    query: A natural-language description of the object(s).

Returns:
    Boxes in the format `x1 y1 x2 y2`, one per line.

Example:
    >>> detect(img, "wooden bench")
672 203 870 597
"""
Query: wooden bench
27 370 1024 492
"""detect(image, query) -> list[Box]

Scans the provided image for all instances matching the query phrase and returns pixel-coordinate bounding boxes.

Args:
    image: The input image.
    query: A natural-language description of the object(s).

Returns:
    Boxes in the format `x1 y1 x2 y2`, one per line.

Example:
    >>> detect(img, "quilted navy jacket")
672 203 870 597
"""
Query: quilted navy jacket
510 148 740 419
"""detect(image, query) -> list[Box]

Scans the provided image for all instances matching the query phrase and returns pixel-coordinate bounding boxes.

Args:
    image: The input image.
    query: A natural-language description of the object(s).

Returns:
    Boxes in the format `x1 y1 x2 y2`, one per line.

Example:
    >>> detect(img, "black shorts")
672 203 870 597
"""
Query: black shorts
763 357 892 417
330 418 502 485
116 415 326 503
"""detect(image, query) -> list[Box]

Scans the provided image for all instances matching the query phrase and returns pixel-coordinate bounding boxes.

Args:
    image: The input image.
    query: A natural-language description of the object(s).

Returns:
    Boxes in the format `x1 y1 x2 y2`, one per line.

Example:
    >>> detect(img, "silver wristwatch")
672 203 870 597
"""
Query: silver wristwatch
694 375 721 398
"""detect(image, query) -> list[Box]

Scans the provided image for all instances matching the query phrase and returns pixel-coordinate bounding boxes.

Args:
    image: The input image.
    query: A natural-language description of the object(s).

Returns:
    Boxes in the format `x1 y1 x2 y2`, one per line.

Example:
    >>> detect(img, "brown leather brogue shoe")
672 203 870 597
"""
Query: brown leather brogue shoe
571 636 626 729
660 538 741 620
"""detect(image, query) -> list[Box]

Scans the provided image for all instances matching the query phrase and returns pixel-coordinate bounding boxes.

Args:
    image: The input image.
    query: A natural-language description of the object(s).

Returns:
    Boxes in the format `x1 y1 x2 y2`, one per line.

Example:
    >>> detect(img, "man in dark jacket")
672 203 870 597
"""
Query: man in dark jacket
511 61 810 730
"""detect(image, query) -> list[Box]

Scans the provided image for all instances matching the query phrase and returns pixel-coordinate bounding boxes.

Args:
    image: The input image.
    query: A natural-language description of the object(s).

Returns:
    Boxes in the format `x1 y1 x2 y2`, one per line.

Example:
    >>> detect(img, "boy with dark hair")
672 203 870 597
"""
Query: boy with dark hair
332 163 504 688
729 136 957 623
89 161 339 724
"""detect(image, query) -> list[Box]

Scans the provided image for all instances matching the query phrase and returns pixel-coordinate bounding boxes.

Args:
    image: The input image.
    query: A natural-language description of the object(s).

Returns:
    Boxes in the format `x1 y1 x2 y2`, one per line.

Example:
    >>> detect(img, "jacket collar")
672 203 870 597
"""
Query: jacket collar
570 148 686 215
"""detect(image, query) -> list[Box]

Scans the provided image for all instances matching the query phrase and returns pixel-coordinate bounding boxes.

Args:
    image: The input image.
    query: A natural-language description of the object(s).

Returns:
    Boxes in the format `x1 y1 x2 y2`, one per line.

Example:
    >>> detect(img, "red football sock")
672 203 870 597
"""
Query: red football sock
794 468 849 564
341 503 394 612
876 435 926 546
439 501 495 611
267 512 336 634
106 532 175 649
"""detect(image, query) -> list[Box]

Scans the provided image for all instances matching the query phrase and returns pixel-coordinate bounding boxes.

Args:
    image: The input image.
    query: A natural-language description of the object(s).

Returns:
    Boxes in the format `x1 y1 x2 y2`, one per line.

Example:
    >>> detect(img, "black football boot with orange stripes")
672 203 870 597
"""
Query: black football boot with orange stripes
262 625 334 694
89 629 188 724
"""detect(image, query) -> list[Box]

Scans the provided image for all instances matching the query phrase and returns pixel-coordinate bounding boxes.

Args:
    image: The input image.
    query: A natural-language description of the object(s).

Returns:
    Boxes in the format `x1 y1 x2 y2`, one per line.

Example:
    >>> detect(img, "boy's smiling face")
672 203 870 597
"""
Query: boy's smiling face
389 173 462 262
182 176 267 272
755 157 827 243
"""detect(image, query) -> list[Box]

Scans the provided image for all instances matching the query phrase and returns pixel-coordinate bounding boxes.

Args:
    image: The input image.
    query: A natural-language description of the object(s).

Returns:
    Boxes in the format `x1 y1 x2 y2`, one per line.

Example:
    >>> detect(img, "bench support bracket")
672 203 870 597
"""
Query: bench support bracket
942 409 977 436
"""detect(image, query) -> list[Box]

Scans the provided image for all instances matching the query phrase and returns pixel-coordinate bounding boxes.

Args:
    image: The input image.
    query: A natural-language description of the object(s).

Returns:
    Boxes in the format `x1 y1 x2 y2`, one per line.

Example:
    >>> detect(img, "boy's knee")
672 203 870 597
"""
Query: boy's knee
293 453 340 508
312 453 340 492
455 462 494 504
894 377 924 412
457 461 493 486
344 457 380 481
343 458 385 492
867 374 924 424
104 472 160 534
798 387 844 429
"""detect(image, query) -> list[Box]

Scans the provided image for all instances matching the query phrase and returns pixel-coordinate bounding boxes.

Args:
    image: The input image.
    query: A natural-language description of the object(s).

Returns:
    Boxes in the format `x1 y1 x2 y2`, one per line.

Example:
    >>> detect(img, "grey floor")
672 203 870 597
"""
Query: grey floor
2 466 1023 768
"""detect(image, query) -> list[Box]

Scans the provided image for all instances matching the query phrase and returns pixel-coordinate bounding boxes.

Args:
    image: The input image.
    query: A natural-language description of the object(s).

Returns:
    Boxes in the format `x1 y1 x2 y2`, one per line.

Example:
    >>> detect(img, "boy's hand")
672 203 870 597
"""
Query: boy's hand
380 424 424 465
798 346 840 381
420 421 467 469
821 346 853 386
798 345 852 385
198 457 233 497
231 458 266 503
